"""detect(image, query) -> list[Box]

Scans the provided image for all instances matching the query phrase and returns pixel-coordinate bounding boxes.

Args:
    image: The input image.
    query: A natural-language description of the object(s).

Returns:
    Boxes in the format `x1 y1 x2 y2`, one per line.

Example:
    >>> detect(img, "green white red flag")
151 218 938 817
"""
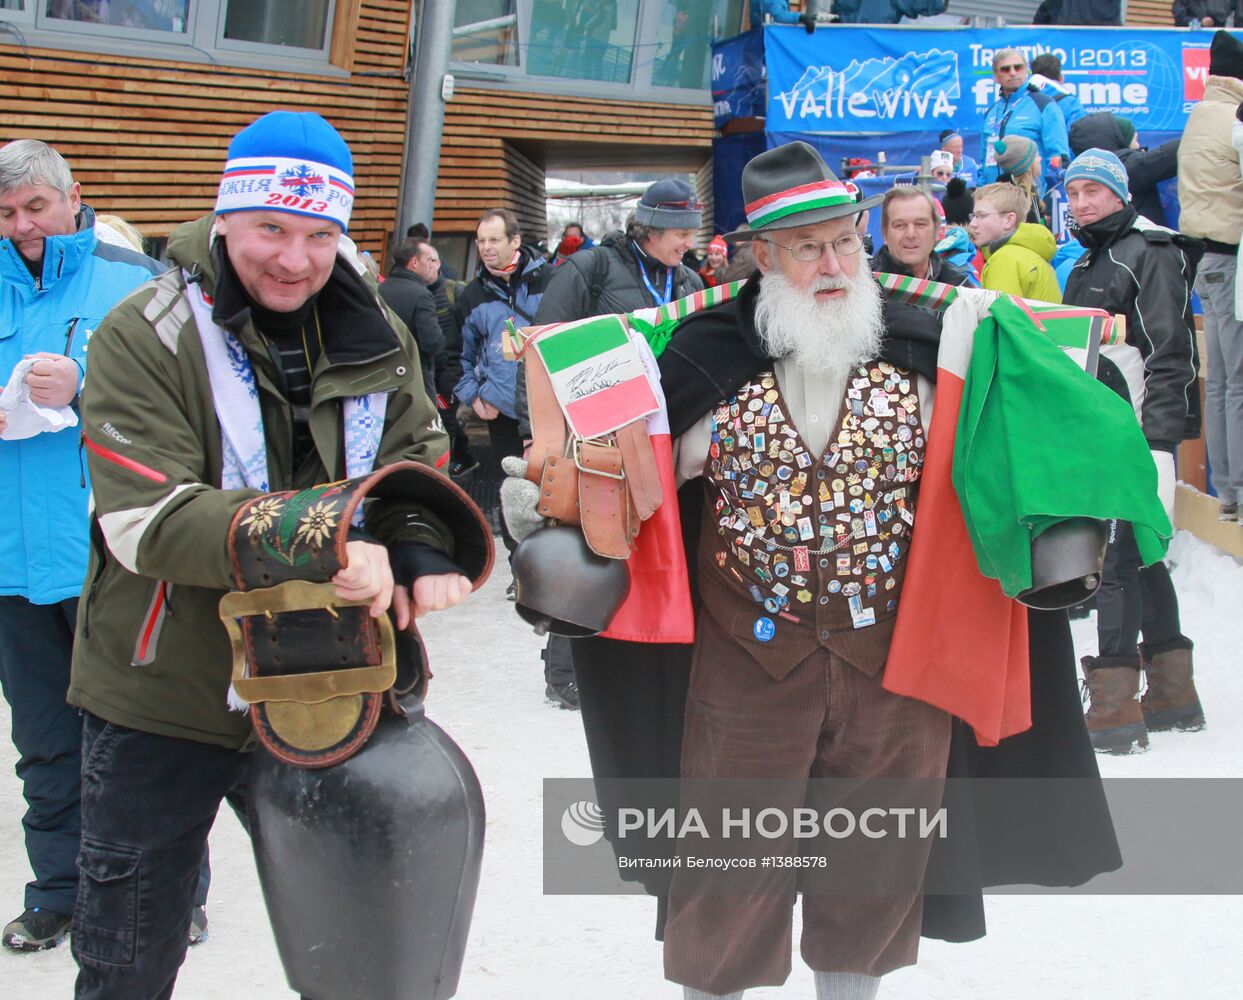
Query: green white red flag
530 315 661 440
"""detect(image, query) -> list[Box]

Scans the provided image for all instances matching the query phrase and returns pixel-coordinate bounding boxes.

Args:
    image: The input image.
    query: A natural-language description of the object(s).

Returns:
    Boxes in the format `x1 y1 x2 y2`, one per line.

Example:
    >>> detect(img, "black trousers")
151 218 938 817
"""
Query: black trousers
439 400 474 467
73 713 248 1000
1096 520 1187 662
0 596 82 915
486 412 525 554
542 635 576 687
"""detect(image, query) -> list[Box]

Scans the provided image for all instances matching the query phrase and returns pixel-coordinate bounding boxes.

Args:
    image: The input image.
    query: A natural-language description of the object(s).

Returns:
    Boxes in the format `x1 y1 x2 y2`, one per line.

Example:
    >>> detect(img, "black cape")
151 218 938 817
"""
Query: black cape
581 274 1120 941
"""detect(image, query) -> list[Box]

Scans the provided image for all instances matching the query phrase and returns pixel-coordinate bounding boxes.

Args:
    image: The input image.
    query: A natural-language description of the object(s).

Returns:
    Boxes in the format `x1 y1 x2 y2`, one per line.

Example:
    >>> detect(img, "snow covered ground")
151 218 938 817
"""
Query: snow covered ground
3 532 1242 1000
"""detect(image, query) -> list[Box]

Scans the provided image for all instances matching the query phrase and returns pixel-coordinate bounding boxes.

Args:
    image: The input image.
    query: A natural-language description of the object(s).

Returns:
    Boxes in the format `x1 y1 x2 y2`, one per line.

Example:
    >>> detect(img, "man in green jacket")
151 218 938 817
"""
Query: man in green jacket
66 111 473 998
971 182 1062 303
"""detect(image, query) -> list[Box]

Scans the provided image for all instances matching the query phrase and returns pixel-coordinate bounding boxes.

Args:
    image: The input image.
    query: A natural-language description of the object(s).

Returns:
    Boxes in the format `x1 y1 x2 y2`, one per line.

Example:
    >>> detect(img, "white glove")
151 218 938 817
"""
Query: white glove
1152 449 1176 525
499 455 545 543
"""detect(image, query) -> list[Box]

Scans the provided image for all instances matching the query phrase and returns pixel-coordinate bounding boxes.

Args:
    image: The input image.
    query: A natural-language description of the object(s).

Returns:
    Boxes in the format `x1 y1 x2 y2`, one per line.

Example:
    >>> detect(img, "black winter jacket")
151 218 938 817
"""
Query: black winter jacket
872 245 969 286
1068 112 1180 228
872 246 970 345
1064 206 1203 451
516 231 704 434
1171 0 1238 24
428 275 466 399
532 231 703 325
1033 0 1121 22
379 268 443 399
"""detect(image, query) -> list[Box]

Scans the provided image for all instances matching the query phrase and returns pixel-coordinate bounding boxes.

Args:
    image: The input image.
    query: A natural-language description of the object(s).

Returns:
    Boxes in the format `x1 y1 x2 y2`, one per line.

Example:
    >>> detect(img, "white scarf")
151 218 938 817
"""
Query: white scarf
185 274 387 519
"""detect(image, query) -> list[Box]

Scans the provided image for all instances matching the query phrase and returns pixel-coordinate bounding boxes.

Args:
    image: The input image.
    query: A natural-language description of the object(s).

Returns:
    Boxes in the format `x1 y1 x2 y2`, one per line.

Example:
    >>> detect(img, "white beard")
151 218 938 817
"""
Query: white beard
753 266 885 380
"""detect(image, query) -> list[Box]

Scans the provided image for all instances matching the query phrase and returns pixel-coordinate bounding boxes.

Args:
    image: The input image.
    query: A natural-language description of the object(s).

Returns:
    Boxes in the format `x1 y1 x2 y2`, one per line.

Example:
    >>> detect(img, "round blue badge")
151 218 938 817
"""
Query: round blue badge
753 617 776 642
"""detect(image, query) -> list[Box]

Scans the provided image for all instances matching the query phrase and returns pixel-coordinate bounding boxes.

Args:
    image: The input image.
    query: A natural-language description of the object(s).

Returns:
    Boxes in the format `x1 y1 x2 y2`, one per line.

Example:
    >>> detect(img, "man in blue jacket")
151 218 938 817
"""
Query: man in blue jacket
454 208 552 562
980 48 1071 192
0 140 163 952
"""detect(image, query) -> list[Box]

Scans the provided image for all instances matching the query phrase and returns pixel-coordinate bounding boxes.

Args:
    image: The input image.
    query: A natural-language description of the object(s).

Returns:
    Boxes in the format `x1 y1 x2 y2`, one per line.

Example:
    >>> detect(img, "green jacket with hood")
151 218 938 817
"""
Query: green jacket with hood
980 223 1063 304
68 215 452 748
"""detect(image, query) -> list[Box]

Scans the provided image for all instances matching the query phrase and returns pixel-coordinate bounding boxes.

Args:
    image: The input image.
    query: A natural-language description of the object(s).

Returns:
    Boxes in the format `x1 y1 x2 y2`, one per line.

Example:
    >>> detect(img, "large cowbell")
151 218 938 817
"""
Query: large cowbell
224 461 496 1000
248 695 484 1000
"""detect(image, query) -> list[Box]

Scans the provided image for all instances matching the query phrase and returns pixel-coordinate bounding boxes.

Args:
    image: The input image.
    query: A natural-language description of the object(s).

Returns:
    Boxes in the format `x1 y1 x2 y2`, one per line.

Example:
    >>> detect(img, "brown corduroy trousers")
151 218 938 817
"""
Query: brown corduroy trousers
664 611 952 995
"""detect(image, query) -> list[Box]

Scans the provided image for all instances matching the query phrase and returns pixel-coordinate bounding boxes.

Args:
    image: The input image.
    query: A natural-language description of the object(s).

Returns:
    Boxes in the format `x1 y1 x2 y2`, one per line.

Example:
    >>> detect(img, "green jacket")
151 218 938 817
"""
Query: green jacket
68 216 451 747
980 224 1063 304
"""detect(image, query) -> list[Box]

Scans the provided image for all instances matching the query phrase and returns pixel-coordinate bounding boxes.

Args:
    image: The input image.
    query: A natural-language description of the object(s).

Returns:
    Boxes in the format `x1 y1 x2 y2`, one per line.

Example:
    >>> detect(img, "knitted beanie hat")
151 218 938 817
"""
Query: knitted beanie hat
1210 29 1243 81
993 135 1038 178
634 178 703 230
707 235 728 255
1113 115 1137 148
1064 148 1131 205
940 177 974 226
215 111 354 232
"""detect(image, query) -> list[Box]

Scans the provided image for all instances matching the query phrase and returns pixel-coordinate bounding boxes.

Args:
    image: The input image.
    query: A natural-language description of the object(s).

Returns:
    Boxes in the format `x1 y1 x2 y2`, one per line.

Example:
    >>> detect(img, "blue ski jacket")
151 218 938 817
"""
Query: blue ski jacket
0 206 163 603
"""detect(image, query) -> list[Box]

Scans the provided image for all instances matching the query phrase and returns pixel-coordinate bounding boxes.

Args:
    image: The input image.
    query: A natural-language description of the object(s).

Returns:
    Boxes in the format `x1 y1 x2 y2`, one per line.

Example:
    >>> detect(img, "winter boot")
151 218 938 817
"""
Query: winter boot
1082 655 1148 754
2 907 70 952
1140 643 1205 732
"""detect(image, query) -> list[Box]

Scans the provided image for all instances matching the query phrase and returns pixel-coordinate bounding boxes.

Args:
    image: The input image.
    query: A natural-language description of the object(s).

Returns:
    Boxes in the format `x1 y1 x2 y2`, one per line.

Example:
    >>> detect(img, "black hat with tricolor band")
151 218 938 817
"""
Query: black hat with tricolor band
723 140 883 242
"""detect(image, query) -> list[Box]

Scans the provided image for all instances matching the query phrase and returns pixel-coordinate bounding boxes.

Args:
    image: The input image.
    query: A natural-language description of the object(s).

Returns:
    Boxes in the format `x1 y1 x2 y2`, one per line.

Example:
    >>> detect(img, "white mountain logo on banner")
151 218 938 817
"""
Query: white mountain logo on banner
775 50 960 123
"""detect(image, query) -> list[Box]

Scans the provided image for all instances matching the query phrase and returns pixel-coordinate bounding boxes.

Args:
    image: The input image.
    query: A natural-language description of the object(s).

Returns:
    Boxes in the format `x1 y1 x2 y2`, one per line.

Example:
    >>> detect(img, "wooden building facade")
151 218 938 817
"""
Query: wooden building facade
0 0 718 264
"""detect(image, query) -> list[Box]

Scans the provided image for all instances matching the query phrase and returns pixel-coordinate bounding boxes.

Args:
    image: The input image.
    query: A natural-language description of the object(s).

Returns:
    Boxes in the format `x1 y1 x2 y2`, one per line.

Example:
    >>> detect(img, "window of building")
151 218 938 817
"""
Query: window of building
221 0 332 51
527 0 641 84
0 0 343 71
448 0 741 101
649 0 744 91
44 1 189 33
453 0 520 67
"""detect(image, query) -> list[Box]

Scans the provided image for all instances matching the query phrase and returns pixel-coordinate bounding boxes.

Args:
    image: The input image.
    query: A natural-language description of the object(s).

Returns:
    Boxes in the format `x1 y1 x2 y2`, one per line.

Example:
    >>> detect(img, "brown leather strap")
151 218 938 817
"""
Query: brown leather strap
614 419 662 521
522 328 660 557
523 348 567 486
577 440 632 559
536 454 581 523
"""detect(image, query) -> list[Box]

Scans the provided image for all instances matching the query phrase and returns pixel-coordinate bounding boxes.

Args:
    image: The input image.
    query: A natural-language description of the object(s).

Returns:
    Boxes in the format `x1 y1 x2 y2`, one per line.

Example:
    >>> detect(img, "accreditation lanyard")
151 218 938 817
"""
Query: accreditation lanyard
631 243 674 306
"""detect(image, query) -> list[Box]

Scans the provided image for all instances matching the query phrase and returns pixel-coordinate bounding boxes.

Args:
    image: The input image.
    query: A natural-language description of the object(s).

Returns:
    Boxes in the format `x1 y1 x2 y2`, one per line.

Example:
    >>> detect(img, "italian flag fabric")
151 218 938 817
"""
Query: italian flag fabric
629 280 746 356
883 290 1168 746
601 330 694 645
531 315 661 440
882 291 1031 746
954 295 1169 599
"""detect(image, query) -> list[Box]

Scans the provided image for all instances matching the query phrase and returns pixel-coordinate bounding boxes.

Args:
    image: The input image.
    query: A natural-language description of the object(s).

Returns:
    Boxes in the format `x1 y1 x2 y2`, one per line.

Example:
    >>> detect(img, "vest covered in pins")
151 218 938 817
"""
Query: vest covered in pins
697 361 925 680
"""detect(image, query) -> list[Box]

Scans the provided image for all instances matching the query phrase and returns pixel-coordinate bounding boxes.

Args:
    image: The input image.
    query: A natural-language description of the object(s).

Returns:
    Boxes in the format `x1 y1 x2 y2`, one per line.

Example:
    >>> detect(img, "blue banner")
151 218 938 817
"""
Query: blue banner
712 27 766 128
760 24 1229 135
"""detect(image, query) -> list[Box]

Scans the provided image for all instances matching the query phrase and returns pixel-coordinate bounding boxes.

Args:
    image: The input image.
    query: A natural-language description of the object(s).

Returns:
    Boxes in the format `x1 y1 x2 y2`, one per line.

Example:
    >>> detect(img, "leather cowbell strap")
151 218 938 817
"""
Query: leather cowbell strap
522 338 663 560
221 461 494 768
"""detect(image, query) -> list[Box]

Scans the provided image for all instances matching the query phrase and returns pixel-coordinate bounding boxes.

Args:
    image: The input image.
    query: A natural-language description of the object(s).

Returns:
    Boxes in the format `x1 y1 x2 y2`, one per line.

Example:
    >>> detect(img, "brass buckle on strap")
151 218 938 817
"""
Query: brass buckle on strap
572 436 627 481
219 580 396 705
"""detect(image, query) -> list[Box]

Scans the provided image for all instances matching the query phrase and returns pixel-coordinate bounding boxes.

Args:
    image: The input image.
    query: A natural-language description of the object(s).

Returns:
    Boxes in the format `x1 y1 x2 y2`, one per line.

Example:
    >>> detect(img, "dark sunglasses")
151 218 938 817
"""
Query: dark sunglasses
652 199 704 211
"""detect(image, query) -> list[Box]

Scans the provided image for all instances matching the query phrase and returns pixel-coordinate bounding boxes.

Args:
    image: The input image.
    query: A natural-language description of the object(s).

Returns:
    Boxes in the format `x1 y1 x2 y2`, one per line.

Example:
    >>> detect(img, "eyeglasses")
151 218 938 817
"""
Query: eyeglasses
996 63 1026 73
766 232 863 262
968 210 1000 222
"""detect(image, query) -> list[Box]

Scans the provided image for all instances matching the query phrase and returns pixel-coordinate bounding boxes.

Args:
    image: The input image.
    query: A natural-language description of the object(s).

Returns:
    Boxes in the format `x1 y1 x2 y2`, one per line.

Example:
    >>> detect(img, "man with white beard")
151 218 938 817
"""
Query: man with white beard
659 142 951 1000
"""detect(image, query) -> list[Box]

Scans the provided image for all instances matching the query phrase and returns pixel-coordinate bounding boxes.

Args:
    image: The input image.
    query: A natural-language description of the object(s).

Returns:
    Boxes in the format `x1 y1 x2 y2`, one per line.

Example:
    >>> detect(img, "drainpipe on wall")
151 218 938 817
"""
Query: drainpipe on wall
396 0 458 240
